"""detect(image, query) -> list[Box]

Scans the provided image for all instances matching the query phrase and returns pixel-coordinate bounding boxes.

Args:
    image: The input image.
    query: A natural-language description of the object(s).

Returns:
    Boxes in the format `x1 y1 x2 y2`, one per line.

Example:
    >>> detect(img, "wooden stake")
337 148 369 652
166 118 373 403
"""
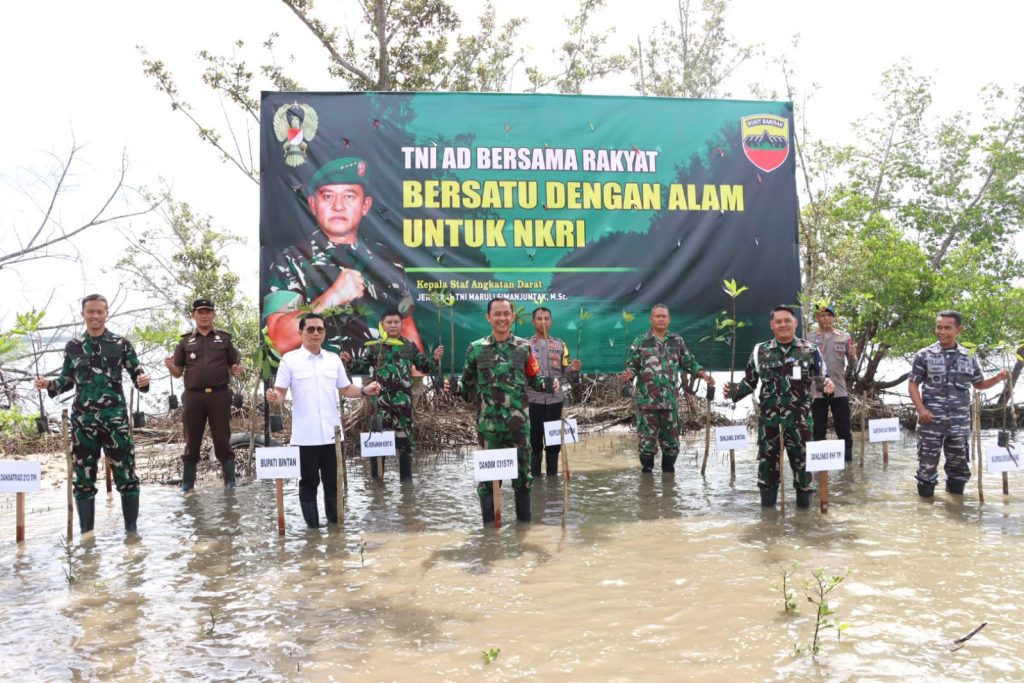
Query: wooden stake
860 391 867 467
334 425 344 524
730 449 735 477
375 456 384 481
560 418 569 526
1002 471 1009 496
882 441 889 468
975 392 984 505
779 431 786 516
276 478 285 536
16 492 25 543
700 398 711 476
492 481 502 529
819 471 829 514
339 400 348 493
62 409 72 543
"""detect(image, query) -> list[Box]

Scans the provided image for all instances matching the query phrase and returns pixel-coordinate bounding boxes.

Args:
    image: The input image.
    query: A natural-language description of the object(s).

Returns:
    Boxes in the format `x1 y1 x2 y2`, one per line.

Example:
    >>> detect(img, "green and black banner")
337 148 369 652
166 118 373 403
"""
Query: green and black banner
260 92 799 372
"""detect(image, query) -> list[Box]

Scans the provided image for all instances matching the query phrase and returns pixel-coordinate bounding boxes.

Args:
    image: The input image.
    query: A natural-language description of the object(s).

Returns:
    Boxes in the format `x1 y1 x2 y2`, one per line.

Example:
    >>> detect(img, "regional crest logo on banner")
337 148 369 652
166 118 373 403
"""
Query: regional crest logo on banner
740 114 789 173
273 103 319 167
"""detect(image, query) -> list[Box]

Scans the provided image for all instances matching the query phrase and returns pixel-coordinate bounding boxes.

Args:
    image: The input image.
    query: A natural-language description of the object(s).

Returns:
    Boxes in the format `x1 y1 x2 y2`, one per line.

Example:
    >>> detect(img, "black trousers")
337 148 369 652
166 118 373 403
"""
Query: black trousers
529 401 563 475
812 396 853 460
298 443 338 503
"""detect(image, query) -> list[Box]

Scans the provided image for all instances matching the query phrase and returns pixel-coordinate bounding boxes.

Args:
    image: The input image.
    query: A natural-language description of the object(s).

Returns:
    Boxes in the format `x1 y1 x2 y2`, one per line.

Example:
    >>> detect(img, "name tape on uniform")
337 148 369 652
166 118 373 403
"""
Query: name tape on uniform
868 417 901 443
805 440 846 472
360 431 397 458
473 448 519 482
985 443 1022 474
0 460 41 493
255 447 301 479
543 418 579 447
715 425 749 451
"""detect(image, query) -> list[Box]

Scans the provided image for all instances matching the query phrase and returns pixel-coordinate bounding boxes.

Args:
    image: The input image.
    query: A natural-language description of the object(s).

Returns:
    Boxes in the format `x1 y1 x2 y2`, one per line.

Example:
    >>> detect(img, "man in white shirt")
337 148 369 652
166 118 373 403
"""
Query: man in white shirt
266 313 380 528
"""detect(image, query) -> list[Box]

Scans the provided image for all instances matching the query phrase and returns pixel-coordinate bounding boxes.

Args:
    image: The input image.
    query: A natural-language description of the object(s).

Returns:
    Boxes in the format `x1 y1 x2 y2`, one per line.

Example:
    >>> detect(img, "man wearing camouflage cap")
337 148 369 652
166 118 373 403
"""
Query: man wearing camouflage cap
264 156 424 359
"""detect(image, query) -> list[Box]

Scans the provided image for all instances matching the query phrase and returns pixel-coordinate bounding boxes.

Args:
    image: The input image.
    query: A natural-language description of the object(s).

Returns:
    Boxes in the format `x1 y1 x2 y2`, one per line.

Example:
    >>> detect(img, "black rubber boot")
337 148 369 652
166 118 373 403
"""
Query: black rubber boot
844 446 853 463
546 452 559 476
530 451 543 477
181 461 197 493
480 493 495 524
221 459 236 489
121 494 139 534
324 496 338 524
640 457 654 473
946 479 966 495
399 455 413 481
662 455 677 473
76 498 96 534
917 481 935 498
760 487 778 507
300 501 321 529
514 489 532 522
796 489 813 509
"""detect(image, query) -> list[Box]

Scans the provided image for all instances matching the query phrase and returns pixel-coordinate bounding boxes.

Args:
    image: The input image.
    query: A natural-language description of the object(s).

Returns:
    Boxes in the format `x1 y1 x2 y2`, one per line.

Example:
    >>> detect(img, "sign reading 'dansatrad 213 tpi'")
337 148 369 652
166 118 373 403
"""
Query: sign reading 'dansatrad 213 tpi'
543 418 579 447
715 425 749 451
255 447 302 479
473 449 519 482
805 440 846 473
0 460 41 493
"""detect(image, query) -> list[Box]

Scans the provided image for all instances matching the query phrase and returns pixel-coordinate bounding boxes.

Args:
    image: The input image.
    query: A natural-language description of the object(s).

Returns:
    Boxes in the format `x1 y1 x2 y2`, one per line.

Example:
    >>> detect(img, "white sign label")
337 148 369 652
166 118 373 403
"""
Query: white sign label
473 448 519 482
0 460 41 493
255 447 302 480
985 443 1022 474
715 425 749 451
869 417 901 443
543 418 580 447
360 431 397 457
805 439 846 472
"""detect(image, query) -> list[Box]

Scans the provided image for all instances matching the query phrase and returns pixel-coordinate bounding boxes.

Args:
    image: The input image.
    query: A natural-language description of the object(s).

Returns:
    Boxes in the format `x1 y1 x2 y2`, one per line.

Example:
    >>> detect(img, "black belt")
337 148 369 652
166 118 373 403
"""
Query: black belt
187 385 229 394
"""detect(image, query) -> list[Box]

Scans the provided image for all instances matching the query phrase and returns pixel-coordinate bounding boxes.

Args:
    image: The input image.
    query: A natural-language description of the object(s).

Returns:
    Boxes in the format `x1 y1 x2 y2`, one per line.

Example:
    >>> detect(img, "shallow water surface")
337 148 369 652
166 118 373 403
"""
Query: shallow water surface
2 431 1023 681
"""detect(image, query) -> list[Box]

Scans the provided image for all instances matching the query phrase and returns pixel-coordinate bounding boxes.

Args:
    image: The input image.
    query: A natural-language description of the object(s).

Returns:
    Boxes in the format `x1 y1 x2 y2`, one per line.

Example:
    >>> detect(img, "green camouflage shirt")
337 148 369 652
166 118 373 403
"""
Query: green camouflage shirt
47 330 148 415
347 335 438 427
731 338 822 422
625 330 703 411
460 335 543 432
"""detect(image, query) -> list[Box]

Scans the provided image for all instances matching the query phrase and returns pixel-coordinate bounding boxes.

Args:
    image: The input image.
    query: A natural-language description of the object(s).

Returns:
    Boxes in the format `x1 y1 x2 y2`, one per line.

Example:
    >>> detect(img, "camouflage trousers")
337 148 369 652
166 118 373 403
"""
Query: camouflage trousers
369 430 414 477
71 408 140 501
476 422 532 497
636 407 679 470
757 415 813 491
916 430 970 485
376 411 414 475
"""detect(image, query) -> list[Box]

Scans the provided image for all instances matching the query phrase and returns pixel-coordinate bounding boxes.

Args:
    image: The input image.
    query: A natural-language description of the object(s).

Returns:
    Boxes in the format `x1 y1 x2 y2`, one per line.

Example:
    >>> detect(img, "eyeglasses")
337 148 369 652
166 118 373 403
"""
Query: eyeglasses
303 326 325 333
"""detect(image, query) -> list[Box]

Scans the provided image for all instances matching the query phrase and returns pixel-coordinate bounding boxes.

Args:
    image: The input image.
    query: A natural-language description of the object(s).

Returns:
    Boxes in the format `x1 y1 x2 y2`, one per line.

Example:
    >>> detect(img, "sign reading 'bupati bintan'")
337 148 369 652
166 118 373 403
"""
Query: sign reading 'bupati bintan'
259 93 799 372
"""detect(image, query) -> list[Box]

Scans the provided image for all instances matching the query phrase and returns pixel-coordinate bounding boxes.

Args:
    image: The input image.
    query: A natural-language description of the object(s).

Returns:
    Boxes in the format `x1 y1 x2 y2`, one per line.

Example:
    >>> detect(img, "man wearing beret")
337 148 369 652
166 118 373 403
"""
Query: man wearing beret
263 156 424 359
165 299 243 492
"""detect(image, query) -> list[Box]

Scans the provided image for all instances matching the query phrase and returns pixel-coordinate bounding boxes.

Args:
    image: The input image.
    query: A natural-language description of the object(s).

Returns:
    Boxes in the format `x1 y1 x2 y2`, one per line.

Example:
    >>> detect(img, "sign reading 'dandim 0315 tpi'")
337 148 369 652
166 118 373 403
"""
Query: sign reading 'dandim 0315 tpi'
805 440 846 473
985 444 1022 474
473 448 519 482
360 431 397 458
715 425 749 451
544 418 579 447
255 447 302 480
259 92 799 372
869 418 901 443
0 460 41 493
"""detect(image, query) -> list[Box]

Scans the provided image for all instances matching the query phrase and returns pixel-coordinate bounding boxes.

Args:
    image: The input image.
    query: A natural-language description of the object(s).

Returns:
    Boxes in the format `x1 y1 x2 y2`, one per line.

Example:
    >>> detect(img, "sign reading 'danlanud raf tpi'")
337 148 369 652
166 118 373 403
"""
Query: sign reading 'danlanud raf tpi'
805 440 846 473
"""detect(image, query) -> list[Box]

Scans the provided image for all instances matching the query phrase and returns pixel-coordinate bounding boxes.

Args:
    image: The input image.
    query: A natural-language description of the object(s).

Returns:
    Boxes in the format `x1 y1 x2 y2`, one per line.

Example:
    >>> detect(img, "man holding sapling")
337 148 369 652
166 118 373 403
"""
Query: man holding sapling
808 303 857 463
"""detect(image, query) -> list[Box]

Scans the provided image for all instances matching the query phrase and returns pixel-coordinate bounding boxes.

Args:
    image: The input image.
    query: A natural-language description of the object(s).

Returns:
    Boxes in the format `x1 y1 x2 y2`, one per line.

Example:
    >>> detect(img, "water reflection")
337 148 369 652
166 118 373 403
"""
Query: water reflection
2 431 1023 680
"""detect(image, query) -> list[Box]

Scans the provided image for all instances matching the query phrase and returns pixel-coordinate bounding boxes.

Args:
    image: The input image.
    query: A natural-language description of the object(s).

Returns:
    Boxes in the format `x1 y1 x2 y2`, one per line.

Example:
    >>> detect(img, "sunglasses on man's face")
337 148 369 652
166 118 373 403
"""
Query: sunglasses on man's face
303 326 326 333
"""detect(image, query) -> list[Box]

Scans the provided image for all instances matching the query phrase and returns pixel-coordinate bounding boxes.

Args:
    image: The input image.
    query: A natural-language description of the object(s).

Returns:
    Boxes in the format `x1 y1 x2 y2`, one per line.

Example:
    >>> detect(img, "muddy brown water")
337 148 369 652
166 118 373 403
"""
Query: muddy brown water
2 430 1023 682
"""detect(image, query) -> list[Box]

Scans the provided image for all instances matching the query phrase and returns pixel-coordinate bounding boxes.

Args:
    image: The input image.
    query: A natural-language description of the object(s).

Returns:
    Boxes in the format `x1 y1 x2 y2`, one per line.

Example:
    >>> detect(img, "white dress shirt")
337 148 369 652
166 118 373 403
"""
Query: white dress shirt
275 346 352 446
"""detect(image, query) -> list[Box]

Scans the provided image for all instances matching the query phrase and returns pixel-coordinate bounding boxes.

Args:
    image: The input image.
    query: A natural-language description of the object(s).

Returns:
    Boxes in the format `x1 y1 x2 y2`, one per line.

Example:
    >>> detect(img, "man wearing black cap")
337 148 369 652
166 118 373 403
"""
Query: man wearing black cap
807 304 857 462
263 156 424 359
165 298 243 491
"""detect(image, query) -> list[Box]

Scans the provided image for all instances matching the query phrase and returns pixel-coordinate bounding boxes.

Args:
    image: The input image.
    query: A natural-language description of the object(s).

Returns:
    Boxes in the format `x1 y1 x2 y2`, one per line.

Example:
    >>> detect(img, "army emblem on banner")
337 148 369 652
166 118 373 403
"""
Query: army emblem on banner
273 103 319 167
740 114 790 173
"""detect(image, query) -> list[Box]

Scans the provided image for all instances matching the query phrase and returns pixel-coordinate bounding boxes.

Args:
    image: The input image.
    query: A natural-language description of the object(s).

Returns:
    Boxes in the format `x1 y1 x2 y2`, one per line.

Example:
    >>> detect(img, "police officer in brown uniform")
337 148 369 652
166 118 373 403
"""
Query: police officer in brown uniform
165 299 243 491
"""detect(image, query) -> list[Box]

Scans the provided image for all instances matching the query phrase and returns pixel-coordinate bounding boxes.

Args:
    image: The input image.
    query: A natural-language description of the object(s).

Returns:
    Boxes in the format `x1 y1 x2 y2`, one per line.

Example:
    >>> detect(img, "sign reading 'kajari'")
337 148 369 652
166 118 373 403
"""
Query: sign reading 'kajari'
259 93 799 372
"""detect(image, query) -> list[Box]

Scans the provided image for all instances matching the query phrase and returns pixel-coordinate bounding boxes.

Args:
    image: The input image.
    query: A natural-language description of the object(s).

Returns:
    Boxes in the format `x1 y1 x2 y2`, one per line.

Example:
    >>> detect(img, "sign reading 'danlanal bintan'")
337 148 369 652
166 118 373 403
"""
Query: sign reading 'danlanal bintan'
360 431 397 458
715 425 749 451
985 443 1022 474
868 418 901 443
544 418 579 447
259 93 799 372
805 440 846 473
0 460 41 493
473 448 519 482
255 447 302 480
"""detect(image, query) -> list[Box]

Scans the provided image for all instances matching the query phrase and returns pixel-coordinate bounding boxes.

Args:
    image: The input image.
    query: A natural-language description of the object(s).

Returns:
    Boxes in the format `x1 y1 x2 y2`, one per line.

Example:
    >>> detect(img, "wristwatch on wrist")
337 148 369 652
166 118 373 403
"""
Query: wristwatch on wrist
360 385 367 397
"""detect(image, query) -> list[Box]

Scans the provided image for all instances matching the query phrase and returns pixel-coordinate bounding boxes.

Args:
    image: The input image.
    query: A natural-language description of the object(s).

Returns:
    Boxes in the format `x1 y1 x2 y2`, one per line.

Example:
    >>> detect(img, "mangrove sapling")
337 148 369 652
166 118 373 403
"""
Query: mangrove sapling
200 609 218 637
481 647 501 665
776 561 799 614
13 310 47 433
358 532 367 567
58 534 76 584
803 567 849 656
701 279 749 476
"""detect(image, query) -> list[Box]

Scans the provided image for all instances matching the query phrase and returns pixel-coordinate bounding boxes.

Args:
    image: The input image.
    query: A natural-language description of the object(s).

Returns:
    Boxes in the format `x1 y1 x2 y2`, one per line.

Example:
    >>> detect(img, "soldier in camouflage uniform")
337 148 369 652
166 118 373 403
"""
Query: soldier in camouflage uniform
726 306 833 508
263 156 424 359
35 294 150 534
458 297 551 524
622 304 714 473
342 308 443 481
909 310 1009 497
